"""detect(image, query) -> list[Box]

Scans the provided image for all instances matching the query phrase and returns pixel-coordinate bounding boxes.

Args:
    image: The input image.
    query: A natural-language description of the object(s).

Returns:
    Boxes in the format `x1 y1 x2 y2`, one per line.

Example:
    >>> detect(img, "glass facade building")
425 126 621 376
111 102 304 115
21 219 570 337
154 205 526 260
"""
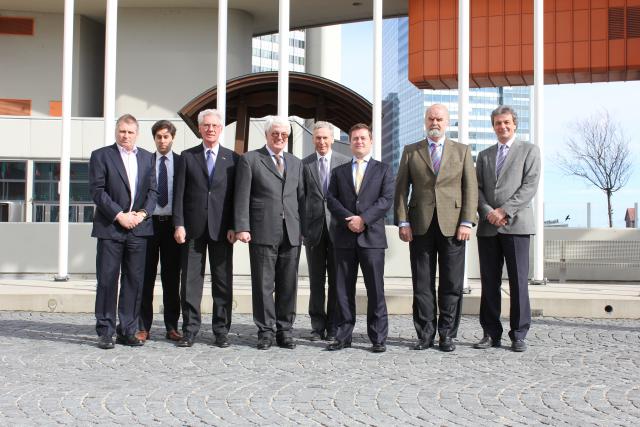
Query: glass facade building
382 17 532 172
252 30 306 73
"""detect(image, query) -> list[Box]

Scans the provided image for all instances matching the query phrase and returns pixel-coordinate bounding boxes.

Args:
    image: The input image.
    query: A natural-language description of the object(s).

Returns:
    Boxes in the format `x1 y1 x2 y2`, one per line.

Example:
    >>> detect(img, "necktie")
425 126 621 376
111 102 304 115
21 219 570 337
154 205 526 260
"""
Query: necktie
206 149 215 181
430 143 441 175
496 144 508 178
157 155 168 207
275 154 284 176
355 159 364 194
319 157 328 195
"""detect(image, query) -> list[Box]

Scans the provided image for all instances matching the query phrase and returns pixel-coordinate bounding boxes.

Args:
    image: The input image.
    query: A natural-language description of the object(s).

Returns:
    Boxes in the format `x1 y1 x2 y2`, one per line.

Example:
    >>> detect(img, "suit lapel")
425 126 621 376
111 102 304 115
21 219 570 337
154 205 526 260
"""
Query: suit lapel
211 146 229 184
259 147 284 181
486 144 498 184
108 144 131 193
134 149 147 201
193 144 209 182
308 155 323 193
358 159 377 194
417 139 434 174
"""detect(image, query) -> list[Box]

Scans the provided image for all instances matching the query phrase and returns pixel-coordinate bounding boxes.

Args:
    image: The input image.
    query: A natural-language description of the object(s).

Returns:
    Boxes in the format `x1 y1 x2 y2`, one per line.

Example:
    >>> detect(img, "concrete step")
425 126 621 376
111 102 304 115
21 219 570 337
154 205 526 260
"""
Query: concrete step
0 276 638 318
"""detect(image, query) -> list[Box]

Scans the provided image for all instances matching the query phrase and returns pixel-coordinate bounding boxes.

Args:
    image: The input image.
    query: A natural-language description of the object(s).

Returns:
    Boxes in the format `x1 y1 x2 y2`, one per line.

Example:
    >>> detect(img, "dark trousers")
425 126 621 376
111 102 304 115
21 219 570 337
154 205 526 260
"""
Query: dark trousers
409 215 465 342
139 216 181 333
249 226 300 339
95 235 147 337
305 223 338 336
477 234 531 341
180 234 233 337
334 246 388 345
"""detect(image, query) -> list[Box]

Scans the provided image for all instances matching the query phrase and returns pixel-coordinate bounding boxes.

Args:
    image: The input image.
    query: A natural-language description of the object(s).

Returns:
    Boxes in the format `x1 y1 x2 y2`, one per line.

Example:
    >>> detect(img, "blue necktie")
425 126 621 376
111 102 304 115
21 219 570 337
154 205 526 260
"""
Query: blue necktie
206 149 215 182
157 155 168 207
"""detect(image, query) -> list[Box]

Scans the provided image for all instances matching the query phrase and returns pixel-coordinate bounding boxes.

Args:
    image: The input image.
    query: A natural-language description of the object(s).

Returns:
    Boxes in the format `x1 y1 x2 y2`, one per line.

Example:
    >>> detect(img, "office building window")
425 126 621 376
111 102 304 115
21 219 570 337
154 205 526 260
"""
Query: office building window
0 161 26 200
33 161 93 222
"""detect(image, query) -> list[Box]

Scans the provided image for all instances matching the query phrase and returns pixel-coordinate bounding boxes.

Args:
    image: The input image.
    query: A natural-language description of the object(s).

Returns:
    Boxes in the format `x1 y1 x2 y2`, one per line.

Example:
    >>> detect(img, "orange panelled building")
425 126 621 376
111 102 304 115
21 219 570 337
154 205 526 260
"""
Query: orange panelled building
408 0 640 89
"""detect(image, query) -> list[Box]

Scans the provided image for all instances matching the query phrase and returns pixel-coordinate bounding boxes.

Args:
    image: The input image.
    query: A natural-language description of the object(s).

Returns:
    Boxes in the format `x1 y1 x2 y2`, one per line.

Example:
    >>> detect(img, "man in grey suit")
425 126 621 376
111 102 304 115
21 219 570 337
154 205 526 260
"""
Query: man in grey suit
302 121 350 342
474 105 541 352
235 116 305 350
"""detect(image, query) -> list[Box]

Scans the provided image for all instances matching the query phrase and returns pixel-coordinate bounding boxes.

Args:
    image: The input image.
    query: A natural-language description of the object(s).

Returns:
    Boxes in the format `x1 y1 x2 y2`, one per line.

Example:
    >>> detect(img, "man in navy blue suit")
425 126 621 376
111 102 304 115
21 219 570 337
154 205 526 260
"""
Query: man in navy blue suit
173 109 239 348
326 123 394 353
89 114 157 349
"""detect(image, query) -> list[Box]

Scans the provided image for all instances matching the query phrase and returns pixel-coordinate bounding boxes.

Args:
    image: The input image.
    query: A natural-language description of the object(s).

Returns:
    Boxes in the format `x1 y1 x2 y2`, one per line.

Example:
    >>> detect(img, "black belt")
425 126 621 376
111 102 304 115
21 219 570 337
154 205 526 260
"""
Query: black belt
153 215 172 222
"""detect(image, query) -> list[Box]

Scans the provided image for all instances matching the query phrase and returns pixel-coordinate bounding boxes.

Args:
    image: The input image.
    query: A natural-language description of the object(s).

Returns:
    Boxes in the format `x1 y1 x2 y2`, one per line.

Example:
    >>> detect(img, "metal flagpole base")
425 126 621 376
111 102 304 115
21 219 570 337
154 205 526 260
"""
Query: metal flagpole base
54 275 70 282
529 278 547 286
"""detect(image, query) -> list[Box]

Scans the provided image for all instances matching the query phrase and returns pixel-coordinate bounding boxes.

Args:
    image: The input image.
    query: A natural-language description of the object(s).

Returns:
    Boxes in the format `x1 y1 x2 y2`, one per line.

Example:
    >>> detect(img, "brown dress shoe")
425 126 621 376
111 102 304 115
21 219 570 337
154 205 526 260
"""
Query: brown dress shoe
135 330 148 342
165 330 183 342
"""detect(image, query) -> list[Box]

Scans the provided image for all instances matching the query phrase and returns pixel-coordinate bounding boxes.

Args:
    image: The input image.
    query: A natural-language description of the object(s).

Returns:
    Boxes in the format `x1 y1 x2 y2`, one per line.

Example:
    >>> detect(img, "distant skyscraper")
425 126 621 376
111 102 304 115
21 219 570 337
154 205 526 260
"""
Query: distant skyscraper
252 30 306 72
382 17 532 172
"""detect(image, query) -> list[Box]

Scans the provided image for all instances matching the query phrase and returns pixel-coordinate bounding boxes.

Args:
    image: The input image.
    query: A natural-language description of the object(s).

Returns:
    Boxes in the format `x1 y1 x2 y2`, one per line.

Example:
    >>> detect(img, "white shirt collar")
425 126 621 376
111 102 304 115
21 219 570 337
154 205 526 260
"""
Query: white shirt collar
203 142 219 156
316 150 332 163
156 150 172 160
117 144 138 155
352 153 372 163
265 144 284 158
427 135 446 146
498 136 516 149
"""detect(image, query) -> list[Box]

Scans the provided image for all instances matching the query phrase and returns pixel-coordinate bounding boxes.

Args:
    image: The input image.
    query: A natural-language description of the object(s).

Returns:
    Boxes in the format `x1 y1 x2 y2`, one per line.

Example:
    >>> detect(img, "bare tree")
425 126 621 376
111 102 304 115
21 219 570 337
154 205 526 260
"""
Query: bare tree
557 109 633 227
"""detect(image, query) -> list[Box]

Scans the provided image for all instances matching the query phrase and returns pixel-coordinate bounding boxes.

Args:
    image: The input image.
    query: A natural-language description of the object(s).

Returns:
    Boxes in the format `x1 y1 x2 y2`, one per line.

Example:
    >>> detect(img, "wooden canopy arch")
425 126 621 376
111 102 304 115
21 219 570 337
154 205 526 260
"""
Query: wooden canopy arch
178 71 373 153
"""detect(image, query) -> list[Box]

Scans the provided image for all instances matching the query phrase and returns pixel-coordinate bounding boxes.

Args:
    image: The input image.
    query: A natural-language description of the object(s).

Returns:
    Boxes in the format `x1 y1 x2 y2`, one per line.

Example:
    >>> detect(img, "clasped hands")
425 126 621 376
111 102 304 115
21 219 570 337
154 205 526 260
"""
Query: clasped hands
486 207 508 227
345 216 365 233
115 211 146 230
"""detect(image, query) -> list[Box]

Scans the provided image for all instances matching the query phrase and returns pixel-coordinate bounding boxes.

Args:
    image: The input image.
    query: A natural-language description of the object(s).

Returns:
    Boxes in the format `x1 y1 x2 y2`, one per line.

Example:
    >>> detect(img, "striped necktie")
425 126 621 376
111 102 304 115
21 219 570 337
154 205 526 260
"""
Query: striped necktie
496 143 508 178
430 142 441 175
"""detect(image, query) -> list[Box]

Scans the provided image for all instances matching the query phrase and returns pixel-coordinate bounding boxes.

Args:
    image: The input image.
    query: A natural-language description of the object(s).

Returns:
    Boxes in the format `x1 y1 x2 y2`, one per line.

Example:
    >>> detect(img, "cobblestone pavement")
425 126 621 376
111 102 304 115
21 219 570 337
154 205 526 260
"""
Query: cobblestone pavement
0 312 638 426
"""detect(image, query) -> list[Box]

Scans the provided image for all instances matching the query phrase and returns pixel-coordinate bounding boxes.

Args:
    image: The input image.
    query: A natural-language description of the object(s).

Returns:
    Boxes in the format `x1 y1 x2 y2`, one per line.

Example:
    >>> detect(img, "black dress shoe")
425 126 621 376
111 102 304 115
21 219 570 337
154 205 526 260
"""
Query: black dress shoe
97 335 114 350
474 335 501 349
371 343 386 353
325 333 336 342
276 336 296 349
326 340 351 351
511 339 527 352
215 334 230 348
177 334 195 347
413 338 435 350
116 334 144 346
439 337 455 352
308 331 324 341
257 337 272 350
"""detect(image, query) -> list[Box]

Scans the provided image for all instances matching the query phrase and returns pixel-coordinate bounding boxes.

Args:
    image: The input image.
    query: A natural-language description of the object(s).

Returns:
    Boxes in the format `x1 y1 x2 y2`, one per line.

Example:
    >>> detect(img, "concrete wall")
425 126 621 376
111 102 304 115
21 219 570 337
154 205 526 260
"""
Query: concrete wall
0 11 63 117
1 225 638 282
115 8 254 118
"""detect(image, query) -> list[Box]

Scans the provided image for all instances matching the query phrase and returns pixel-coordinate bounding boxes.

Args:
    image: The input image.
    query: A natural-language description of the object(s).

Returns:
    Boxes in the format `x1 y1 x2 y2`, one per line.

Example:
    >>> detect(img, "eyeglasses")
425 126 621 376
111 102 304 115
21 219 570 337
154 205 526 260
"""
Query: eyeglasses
270 132 289 139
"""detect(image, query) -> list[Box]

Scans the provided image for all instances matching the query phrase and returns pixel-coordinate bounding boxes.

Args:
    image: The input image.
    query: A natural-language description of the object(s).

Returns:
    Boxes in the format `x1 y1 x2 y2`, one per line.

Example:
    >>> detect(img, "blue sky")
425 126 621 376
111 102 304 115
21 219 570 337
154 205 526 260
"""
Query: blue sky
339 21 640 228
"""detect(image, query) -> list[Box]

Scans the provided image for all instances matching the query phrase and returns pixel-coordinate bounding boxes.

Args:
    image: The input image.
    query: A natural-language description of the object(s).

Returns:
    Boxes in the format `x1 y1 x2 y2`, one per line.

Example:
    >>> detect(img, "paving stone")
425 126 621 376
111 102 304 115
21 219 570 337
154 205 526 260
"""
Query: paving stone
0 312 639 425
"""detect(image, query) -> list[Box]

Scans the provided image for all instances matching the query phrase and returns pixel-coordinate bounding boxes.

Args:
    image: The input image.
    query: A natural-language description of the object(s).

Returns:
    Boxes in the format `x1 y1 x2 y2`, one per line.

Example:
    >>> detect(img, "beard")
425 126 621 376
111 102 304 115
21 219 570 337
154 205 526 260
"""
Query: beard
427 128 443 139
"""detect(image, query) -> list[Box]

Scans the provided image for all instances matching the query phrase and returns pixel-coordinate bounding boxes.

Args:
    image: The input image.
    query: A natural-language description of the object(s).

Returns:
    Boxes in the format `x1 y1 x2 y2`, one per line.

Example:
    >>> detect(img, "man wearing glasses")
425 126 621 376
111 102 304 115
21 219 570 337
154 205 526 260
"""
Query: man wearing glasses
234 116 305 350
173 109 239 348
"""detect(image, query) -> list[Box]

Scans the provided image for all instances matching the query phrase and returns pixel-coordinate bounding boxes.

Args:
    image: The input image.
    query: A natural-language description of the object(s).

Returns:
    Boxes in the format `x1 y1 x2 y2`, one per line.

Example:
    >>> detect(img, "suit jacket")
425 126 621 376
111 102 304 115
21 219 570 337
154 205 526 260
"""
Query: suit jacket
394 138 478 237
476 139 541 236
89 143 157 240
173 143 239 241
302 150 350 247
327 158 394 249
234 146 305 246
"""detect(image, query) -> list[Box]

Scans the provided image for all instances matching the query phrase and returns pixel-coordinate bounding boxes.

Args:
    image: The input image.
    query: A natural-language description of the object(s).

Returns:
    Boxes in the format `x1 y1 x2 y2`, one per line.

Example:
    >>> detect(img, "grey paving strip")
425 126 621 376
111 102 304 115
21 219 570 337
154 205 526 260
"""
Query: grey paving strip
0 312 638 426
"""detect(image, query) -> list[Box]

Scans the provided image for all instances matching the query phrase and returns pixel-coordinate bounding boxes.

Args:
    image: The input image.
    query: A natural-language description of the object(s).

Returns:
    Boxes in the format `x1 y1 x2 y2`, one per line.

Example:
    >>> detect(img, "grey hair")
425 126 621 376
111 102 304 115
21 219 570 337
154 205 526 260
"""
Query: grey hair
198 108 223 125
264 116 292 135
312 121 334 133
491 105 518 127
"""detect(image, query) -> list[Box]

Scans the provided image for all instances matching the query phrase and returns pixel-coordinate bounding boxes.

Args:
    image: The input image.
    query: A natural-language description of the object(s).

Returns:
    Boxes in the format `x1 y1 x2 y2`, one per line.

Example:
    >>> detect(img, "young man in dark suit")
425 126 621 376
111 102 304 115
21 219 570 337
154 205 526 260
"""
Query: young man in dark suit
302 121 350 342
138 120 182 342
173 109 239 348
89 114 157 349
326 123 394 353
